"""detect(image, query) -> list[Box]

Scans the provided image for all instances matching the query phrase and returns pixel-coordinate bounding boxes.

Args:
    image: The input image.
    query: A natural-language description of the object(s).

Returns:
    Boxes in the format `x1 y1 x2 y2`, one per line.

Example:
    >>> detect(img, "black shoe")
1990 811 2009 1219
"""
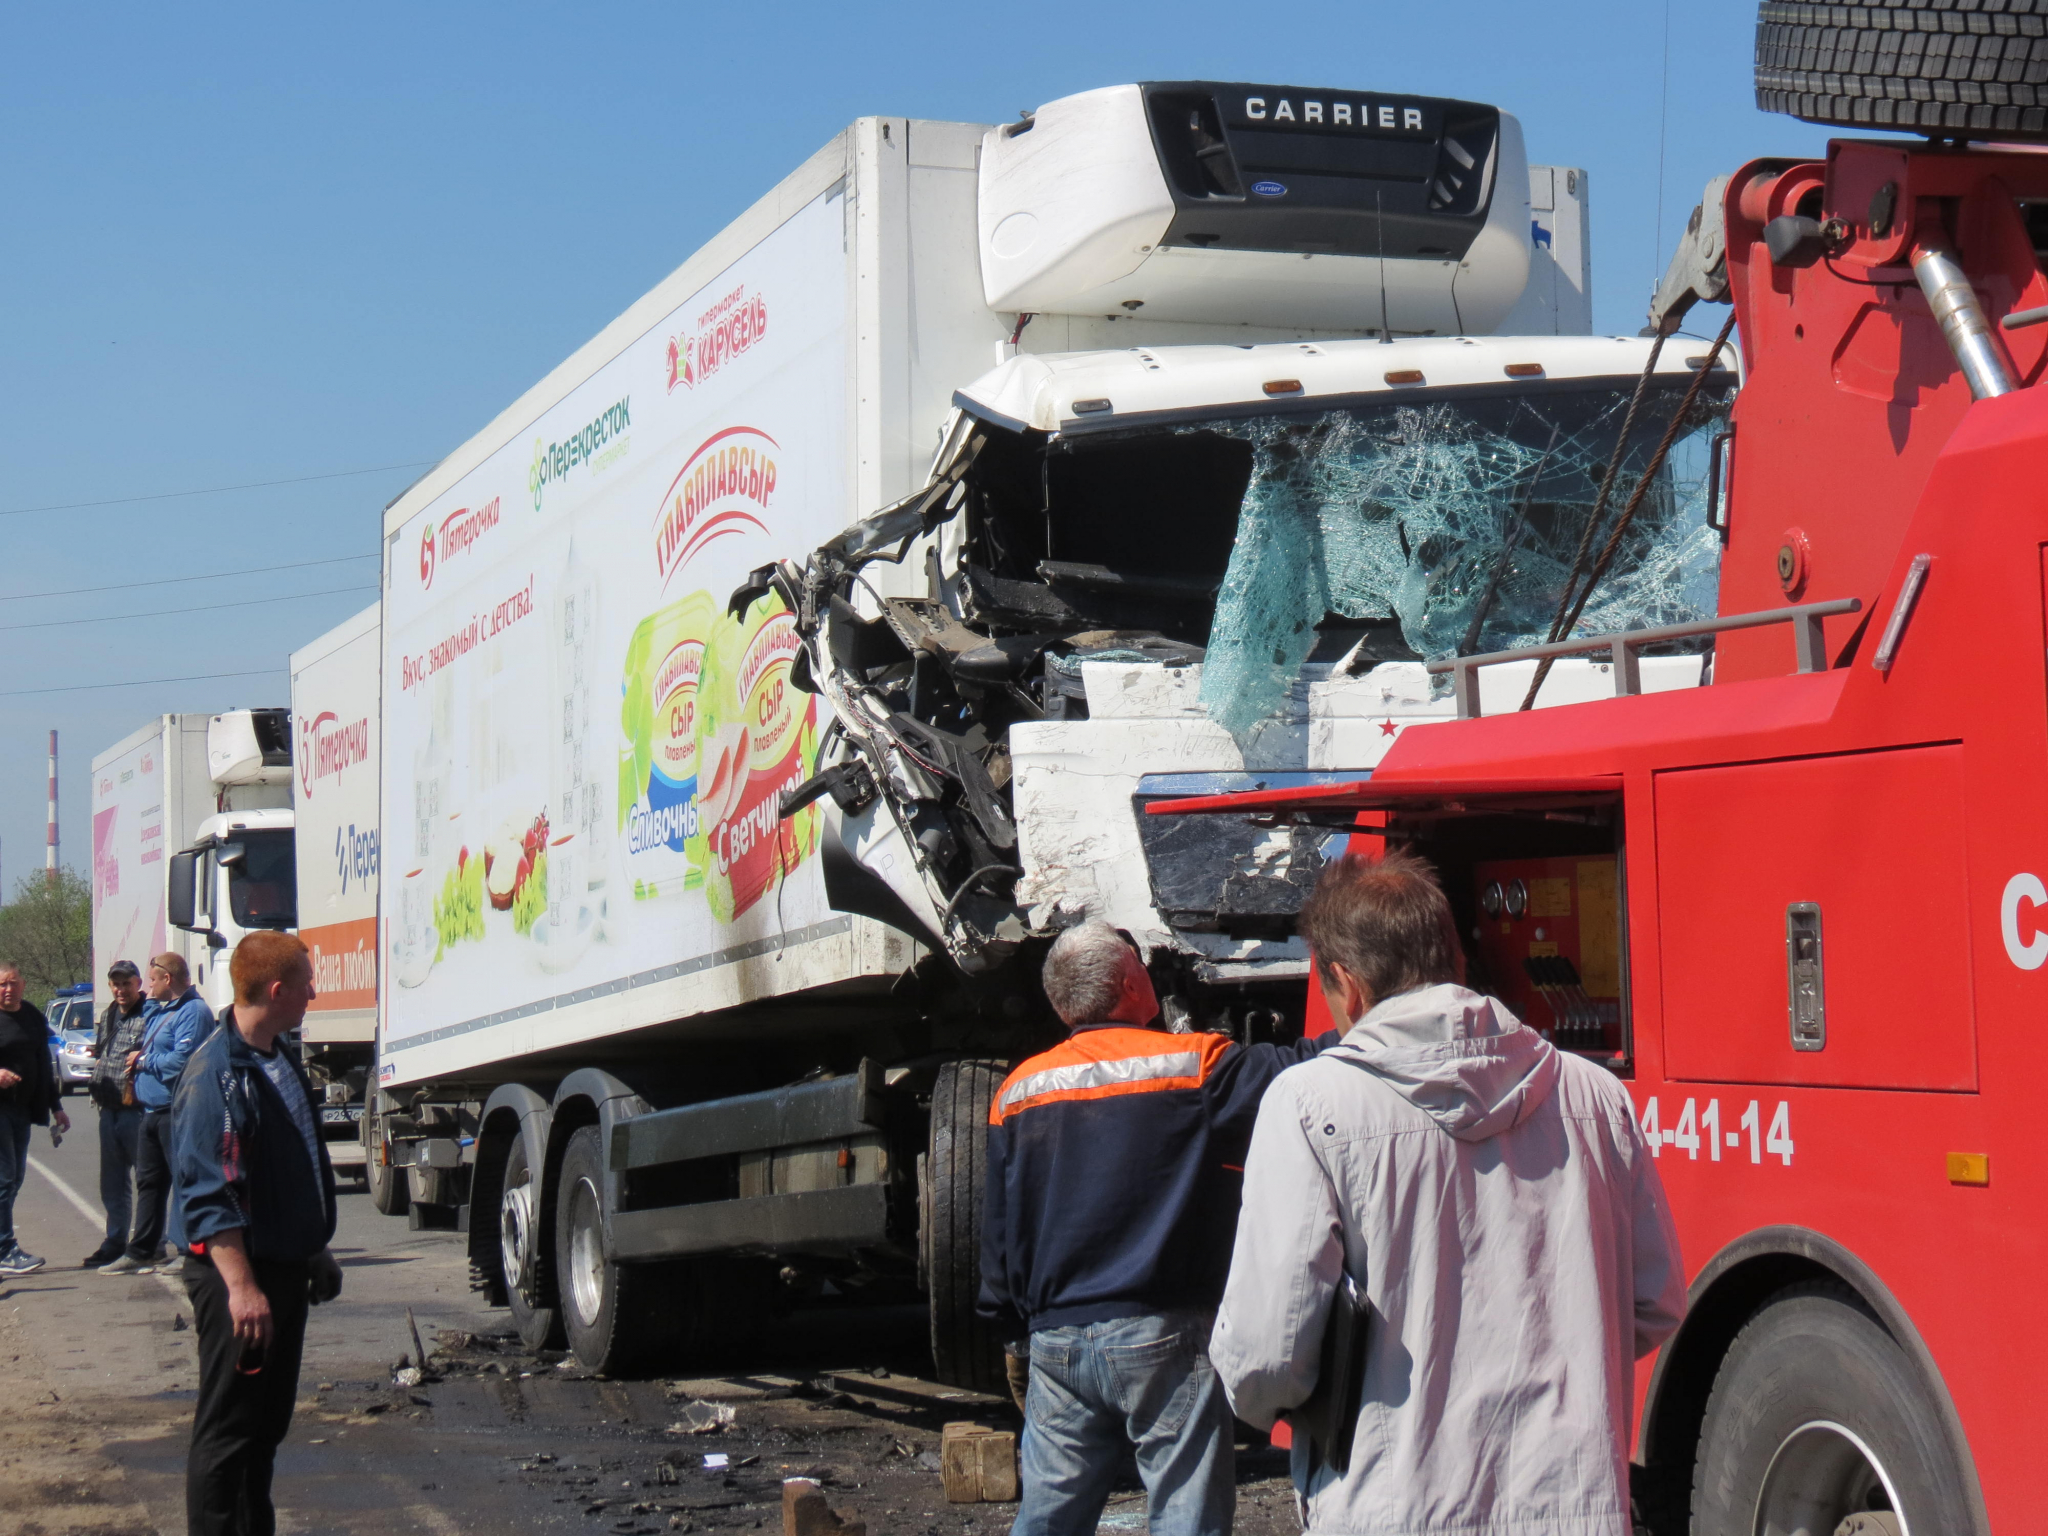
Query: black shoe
82 1246 121 1268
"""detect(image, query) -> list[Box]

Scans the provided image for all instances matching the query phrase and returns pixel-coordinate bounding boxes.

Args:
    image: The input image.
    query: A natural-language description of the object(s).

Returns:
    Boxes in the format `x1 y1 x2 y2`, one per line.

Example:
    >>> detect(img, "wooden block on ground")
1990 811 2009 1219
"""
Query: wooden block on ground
974 1430 1019 1502
783 1478 866 1536
940 1422 1018 1503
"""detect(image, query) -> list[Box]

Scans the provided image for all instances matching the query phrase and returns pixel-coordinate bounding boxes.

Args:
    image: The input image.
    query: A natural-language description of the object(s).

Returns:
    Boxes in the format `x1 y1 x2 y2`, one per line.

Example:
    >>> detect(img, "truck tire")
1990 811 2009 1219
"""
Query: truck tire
923 1058 1007 1394
555 1126 672 1373
1692 1281 1976 1536
364 1106 409 1217
1756 0 2048 140
501 1132 564 1352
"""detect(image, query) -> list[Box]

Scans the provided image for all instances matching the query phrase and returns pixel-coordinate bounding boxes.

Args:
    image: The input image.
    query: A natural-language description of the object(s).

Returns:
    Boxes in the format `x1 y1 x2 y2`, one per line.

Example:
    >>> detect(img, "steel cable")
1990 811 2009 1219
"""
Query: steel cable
1517 310 1736 710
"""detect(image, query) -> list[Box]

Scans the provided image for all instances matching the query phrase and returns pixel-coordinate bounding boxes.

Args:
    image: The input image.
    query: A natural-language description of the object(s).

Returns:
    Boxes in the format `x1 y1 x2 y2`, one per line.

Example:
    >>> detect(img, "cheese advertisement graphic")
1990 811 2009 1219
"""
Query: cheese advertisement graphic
380 190 847 1046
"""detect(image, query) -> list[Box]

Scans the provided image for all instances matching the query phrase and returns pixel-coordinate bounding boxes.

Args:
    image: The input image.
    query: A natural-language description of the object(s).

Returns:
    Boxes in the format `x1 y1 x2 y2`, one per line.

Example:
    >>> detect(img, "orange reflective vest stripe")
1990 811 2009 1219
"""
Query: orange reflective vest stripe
991 1027 1236 1125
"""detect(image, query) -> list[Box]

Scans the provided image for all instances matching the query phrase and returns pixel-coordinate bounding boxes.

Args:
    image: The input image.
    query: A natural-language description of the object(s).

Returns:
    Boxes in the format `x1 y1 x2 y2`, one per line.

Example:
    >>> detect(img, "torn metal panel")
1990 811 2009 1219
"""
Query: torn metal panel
1133 770 1354 942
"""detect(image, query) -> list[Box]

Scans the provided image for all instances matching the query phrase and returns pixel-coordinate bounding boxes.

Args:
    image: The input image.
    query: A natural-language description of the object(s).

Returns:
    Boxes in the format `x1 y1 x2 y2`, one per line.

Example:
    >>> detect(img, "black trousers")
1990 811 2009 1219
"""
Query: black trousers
125 1109 175 1262
184 1252 310 1536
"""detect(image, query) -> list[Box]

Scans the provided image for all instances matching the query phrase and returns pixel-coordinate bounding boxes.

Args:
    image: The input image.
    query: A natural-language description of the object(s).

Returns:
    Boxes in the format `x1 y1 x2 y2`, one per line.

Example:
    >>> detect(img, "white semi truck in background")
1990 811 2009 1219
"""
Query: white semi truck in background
90 710 296 1014
87 625 380 1180
365 80 1730 1382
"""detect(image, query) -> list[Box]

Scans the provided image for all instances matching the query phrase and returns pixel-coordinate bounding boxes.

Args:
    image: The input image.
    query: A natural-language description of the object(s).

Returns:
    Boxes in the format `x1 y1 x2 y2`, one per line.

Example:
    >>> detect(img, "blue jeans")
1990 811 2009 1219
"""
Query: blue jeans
1014 1311 1235 1536
0 1109 33 1253
98 1104 144 1250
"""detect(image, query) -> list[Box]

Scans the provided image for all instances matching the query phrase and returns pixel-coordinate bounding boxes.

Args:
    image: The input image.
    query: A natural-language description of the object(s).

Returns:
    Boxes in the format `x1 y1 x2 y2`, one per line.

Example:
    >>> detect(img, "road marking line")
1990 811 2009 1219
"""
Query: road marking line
385 1484 464 1536
27 1154 188 1308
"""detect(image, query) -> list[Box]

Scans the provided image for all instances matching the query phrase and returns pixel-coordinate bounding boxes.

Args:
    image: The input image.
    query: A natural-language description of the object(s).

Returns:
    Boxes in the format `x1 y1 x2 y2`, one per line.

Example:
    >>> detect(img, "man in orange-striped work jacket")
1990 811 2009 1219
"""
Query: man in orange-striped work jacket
981 919 1342 1536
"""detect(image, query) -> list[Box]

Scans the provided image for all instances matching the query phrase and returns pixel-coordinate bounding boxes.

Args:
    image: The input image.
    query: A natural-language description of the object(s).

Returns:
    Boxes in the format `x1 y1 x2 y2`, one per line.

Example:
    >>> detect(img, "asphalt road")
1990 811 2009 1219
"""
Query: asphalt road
0 1113 1299 1535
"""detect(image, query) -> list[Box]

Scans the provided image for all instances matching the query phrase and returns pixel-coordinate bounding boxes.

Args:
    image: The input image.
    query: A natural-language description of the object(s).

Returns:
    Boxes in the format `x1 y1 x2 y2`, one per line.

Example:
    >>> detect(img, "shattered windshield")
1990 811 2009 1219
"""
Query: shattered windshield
1180 379 1734 734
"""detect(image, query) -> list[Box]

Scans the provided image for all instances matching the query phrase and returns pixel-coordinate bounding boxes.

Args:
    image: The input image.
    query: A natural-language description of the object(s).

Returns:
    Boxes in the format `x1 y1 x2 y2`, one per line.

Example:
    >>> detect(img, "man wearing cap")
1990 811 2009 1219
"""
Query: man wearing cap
83 960 150 1269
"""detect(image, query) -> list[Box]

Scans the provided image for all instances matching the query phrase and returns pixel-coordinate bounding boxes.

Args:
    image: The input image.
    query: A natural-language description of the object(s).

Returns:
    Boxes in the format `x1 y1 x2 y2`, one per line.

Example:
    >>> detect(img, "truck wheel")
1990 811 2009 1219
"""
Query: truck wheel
364 1106 409 1217
501 1133 564 1352
1756 0 2048 140
555 1125 670 1373
1692 1282 1976 1536
923 1059 1007 1394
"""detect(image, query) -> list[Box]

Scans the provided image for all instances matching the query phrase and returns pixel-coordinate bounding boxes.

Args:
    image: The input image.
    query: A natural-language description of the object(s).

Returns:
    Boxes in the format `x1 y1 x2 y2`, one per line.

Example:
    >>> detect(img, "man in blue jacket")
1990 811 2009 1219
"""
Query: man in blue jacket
172 930 341 1536
980 920 1342 1536
102 952 214 1275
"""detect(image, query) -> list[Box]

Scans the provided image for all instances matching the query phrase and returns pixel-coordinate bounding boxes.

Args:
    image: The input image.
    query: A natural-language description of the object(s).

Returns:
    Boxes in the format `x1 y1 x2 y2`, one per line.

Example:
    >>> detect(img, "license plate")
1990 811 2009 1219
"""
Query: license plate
321 1106 364 1124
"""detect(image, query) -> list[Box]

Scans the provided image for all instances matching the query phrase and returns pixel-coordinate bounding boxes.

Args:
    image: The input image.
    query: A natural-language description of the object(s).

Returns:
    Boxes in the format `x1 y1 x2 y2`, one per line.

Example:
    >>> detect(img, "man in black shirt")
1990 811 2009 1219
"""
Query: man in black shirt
0 960 72 1276
85 960 149 1268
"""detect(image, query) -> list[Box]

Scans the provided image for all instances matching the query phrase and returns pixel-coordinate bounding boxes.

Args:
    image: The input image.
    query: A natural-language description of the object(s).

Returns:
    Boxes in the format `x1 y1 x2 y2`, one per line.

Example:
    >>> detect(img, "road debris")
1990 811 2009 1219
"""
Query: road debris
781 1478 865 1536
667 1400 737 1435
940 1421 1019 1503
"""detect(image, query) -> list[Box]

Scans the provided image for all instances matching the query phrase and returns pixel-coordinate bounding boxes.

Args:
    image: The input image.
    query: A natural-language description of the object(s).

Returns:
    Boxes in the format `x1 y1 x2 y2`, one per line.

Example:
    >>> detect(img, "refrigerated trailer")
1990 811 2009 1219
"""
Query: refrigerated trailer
290 605 381 1174
369 80 1719 1379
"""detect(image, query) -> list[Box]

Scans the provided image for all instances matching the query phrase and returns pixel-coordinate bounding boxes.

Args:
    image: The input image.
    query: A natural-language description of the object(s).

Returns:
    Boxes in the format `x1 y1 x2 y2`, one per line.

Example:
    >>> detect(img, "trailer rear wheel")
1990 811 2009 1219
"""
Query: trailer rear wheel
923 1059 1008 1393
1756 0 2048 141
501 1132 563 1352
1692 1282 1975 1536
364 1106 409 1217
556 1126 675 1373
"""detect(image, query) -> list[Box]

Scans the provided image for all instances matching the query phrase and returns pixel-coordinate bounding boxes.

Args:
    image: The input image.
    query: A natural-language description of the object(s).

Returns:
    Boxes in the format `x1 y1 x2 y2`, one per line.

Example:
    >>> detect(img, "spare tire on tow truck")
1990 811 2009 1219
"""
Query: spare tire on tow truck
1756 0 2048 140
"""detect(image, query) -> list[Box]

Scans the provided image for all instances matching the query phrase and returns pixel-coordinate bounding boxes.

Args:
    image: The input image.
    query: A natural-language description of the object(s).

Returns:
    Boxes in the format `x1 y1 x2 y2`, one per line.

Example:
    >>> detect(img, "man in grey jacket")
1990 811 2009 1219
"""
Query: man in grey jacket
1212 851 1684 1536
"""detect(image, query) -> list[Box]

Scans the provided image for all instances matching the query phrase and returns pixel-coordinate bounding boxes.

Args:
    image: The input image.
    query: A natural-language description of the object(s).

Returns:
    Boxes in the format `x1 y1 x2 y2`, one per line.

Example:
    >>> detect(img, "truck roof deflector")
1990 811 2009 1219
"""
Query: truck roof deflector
1144 774 1622 819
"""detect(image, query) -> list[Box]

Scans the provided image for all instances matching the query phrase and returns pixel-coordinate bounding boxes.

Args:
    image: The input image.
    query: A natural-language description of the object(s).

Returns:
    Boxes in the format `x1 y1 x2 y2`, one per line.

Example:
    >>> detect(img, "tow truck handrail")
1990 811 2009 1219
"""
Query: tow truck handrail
1427 596 1863 719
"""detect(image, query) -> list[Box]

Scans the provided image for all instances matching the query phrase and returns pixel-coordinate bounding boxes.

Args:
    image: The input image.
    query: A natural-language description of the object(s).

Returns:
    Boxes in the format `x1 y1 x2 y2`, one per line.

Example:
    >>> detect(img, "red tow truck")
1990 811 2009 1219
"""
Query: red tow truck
1151 9 2048 1532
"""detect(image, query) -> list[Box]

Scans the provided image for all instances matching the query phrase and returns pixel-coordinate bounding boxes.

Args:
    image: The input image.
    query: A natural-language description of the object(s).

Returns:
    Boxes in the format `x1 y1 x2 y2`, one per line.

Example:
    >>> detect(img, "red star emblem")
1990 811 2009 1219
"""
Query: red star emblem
1379 719 1400 737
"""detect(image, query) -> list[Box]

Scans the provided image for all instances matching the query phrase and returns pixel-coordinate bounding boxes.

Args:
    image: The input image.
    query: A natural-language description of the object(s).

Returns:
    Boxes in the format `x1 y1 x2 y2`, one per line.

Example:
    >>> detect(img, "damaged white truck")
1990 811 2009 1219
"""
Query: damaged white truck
370 81 1732 1381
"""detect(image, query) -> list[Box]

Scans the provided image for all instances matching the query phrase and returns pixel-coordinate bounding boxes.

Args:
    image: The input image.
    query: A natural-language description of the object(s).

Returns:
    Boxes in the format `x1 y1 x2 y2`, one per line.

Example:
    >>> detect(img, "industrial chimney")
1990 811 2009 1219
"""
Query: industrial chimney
46 730 57 887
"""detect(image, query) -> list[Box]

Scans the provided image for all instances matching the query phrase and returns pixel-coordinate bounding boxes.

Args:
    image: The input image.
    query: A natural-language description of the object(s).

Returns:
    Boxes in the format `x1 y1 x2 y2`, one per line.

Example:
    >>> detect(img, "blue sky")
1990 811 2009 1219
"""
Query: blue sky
0 1 1830 905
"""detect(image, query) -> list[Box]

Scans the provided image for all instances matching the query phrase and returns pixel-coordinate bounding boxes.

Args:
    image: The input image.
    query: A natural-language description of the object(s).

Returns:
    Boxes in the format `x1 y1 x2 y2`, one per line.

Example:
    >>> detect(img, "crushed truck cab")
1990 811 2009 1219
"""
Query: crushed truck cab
784 332 1732 1023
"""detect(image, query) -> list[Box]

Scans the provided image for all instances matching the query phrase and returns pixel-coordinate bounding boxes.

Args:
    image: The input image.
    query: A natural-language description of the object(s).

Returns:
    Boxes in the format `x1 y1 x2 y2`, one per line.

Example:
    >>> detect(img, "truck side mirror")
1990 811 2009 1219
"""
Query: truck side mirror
166 849 200 930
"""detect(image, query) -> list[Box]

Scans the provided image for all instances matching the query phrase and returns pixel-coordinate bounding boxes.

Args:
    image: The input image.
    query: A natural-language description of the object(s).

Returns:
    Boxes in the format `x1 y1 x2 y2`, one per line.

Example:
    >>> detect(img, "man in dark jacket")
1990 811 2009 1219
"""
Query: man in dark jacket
0 960 72 1276
171 931 341 1536
980 921 1341 1536
84 959 149 1267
